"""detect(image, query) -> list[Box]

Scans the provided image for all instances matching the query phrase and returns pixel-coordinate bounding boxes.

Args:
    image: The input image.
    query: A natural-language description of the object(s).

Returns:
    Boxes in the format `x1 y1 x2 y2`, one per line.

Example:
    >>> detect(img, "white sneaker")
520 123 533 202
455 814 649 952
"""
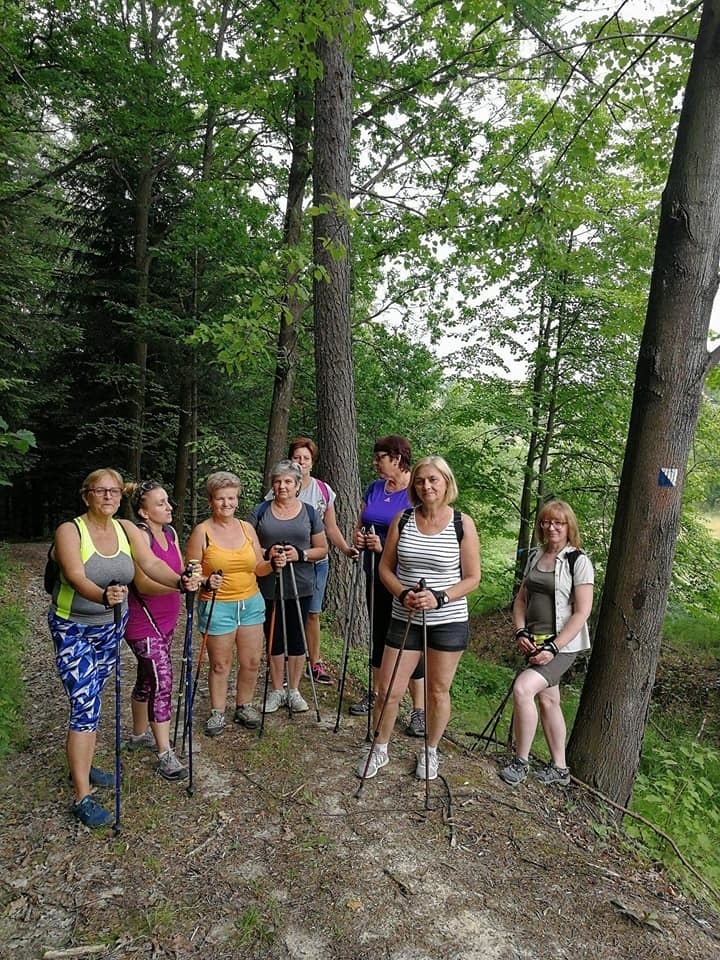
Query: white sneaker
355 746 389 779
287 688 309 712
415 750 439 780
264 688 286 713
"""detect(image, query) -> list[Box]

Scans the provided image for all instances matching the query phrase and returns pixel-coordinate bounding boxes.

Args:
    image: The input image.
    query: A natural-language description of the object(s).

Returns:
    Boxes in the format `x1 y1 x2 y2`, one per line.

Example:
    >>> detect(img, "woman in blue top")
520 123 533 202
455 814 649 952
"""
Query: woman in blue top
349 435 425 733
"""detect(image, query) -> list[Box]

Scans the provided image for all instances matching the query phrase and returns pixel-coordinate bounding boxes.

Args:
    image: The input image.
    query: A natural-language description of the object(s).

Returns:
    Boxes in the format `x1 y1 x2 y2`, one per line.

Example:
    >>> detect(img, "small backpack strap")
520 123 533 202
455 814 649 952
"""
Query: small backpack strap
453 509 464 543
316 479 330 507
397 508 413 535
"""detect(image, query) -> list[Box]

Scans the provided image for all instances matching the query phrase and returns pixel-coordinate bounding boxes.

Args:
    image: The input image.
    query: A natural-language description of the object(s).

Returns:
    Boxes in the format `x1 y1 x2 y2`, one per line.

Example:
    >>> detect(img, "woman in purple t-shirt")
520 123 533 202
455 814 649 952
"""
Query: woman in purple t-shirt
350 435 425 733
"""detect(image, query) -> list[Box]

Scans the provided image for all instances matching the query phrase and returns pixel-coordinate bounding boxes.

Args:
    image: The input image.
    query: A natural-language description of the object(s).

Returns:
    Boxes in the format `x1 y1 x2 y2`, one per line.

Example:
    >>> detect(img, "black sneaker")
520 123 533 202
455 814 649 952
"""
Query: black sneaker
404 708 425 737
349 690 376 716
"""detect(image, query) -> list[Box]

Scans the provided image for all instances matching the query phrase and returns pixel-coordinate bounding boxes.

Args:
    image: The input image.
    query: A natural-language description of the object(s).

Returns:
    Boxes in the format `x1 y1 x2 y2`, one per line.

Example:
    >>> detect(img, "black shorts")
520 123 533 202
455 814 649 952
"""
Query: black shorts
385 617 468 653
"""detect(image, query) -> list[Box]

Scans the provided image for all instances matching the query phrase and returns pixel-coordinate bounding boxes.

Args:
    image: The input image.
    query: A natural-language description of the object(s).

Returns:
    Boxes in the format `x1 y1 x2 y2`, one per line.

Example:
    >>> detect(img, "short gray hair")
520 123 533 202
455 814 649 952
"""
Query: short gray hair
269 460 302 487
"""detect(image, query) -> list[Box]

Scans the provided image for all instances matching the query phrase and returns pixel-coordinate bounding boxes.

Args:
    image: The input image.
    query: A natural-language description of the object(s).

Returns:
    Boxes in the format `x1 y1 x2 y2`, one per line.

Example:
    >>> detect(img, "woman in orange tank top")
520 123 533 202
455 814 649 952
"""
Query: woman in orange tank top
186 471 276 737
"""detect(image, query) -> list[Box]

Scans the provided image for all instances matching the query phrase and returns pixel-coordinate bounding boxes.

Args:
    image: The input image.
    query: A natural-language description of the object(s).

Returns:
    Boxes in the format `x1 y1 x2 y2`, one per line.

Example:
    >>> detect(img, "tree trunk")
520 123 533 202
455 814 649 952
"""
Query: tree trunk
313 13 361 631
263 72 313 490
568 0 720 808
515 294 552 583
127 164 154 479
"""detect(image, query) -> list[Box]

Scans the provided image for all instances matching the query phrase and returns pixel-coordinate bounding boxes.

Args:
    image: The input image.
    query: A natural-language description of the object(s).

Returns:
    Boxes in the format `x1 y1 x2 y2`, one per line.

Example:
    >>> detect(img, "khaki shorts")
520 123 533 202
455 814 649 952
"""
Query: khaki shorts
528 650 578 688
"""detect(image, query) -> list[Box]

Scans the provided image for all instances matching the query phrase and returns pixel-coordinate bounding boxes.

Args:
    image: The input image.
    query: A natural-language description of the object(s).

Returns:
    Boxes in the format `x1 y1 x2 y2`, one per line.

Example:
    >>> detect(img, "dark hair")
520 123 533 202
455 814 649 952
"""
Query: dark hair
124 479 162 517
288 436 318 461
374 435 411 471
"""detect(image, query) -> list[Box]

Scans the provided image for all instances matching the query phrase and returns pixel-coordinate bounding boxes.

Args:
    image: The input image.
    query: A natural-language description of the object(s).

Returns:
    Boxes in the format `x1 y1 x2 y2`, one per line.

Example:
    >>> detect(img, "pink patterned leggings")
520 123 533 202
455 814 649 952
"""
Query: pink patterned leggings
125 632 174 724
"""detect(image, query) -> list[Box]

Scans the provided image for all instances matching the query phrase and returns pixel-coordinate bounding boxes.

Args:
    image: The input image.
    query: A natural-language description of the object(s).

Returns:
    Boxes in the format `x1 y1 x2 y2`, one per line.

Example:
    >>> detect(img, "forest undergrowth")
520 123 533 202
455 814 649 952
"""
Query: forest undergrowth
2 542 720 960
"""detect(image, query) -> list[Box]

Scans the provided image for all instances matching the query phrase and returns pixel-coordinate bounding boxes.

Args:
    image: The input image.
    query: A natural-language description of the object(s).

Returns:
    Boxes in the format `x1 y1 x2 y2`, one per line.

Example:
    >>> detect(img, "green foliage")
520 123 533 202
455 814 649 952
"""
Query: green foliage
631 737 720 892
0 413 36 486
0 548 27 756
668 512 720 620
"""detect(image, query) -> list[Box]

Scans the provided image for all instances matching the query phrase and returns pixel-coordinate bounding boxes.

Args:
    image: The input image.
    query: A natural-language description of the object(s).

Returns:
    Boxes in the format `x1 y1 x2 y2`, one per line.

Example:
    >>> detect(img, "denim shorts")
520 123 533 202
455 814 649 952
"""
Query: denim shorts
198 592 265 634
309 558 329 615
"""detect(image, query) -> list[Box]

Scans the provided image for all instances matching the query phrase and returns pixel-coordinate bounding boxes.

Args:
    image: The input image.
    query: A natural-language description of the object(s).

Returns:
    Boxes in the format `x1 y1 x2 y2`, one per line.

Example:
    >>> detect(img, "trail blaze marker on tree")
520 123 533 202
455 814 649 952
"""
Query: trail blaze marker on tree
658 468 678 487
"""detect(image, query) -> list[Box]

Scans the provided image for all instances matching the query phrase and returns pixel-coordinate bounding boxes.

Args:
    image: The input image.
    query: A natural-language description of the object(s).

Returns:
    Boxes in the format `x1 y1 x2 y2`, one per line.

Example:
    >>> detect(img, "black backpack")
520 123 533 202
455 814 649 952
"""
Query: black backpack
44 519 80 594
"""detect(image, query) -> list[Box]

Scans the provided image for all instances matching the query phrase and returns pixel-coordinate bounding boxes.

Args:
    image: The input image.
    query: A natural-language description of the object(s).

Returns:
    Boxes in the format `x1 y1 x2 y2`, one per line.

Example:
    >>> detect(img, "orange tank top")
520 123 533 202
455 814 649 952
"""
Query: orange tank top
200 522 259 602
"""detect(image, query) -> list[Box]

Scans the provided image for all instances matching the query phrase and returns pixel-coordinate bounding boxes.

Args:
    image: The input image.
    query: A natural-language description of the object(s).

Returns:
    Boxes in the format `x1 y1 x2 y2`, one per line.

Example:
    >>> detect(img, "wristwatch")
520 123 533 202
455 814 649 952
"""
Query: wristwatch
435 590 450 608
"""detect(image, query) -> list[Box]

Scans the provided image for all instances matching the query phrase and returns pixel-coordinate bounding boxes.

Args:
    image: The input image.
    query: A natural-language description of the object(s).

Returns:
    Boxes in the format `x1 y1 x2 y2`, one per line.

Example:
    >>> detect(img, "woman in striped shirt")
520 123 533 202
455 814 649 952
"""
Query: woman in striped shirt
355 456 480 782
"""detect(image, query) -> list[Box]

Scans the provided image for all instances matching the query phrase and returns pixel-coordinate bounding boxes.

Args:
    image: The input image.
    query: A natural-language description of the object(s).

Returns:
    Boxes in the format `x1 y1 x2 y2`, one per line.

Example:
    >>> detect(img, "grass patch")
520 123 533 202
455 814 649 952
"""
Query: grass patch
0 545 28 756
663 607 720 660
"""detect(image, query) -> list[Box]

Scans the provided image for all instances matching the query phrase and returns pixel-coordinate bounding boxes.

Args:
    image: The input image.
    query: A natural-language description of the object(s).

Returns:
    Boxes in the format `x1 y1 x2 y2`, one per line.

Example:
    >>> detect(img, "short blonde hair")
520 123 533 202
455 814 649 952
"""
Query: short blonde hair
205 471 242 499
81 468 123 496
535 499 582 548
408 456 458 507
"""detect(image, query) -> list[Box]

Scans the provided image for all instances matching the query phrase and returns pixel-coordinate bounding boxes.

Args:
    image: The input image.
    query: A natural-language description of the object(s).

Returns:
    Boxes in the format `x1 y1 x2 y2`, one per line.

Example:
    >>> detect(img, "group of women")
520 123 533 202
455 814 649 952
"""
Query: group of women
47 438 593 828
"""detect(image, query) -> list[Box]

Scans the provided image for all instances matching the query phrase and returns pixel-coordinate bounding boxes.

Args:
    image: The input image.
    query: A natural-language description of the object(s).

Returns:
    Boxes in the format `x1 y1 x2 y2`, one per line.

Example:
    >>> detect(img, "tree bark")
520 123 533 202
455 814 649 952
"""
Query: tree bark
263 72 313 489
313 11 361 630
568 0 720 808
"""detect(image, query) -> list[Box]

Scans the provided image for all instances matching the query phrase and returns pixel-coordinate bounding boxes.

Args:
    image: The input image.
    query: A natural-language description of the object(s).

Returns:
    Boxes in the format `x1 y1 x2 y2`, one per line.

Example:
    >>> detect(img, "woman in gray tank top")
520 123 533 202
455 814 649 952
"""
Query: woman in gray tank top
48 468 200 828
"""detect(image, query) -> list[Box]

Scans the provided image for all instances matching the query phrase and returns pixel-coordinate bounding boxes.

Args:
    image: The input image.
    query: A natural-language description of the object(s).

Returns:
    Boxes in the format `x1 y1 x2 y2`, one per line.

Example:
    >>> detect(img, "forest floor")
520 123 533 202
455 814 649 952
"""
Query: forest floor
2 542 719 960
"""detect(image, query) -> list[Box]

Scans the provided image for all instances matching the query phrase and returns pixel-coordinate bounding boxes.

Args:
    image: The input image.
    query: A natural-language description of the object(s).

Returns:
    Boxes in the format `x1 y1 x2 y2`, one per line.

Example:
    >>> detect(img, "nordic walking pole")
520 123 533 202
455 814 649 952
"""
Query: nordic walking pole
171 562 200 751
419 578 431 810
259 574 279 738
184 569 222 733
471 670 519 752
334 550 363 733
355 604 415 799
182 586 195 793
175 562 197 757
366 525 375 743
277 555 292 717
286 552 320 722
110 582 123 835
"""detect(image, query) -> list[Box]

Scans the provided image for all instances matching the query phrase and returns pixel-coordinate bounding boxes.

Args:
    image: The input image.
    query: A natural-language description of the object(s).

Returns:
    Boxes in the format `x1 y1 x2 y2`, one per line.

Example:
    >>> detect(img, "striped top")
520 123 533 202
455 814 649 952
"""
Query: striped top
390 508 467 625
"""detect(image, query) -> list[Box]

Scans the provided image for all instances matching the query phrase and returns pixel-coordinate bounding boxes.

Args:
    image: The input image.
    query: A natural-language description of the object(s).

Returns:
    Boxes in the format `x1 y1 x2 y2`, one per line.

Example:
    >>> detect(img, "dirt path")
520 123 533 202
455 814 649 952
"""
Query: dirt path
1 542 719 960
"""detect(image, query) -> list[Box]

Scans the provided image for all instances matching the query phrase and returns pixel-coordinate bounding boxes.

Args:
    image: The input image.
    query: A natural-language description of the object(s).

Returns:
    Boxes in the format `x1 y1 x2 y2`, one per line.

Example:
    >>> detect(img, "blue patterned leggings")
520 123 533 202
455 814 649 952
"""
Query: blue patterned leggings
49 610 127 733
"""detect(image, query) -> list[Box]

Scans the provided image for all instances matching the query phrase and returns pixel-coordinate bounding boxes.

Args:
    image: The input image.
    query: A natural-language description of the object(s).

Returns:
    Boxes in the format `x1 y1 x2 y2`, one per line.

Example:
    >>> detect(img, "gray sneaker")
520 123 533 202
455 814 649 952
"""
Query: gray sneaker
355 746 389 779
287 688 309 713
405 708 425 737
499 756 529 785
534 762 570 786
234 703 261 729
127 729 155 751
204 708 225 737
157 748 188 781
263 688 286 714
415 750 439 780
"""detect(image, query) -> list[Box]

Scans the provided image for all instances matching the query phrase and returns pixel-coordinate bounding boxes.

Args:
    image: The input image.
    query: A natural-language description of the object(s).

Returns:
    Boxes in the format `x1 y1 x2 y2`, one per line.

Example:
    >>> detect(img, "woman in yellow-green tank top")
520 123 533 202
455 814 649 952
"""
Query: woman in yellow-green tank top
48 468 200 828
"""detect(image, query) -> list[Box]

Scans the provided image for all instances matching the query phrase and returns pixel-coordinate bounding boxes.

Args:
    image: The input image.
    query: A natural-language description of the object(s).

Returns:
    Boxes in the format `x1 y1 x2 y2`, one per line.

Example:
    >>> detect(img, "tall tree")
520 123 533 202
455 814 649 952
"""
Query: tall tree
313 2 359 624
568 0 720 807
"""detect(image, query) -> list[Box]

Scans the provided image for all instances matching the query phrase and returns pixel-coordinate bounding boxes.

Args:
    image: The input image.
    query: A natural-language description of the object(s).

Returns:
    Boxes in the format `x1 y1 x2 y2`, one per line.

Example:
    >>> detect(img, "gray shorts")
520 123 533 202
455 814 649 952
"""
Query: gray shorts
528 650 578 688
